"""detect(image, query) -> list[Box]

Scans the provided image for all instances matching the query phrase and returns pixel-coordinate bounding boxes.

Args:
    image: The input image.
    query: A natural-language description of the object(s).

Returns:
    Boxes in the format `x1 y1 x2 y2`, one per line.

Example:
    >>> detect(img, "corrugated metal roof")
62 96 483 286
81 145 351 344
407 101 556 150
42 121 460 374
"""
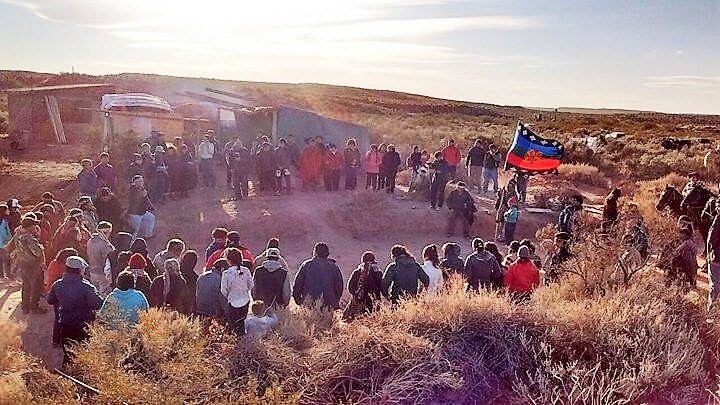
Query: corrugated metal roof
101 93 173 112
3 83 114 93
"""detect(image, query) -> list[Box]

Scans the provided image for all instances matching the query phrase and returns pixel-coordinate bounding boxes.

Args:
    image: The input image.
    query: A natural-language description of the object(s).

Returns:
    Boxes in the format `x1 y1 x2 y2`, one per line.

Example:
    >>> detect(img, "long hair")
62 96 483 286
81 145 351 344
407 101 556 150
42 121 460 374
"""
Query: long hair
422 244 440 267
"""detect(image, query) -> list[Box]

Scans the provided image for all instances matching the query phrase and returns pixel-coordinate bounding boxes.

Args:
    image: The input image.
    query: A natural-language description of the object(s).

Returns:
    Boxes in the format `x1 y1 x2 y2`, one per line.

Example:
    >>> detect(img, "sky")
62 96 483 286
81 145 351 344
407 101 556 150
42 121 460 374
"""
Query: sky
0 0 718 114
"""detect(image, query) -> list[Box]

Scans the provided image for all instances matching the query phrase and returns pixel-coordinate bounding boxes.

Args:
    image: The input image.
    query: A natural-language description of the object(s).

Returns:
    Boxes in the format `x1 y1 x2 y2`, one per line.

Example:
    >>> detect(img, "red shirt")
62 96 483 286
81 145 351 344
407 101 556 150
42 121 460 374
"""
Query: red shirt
504 260 540 293
45 259 65 293
205 246 254 271
442 146 461 166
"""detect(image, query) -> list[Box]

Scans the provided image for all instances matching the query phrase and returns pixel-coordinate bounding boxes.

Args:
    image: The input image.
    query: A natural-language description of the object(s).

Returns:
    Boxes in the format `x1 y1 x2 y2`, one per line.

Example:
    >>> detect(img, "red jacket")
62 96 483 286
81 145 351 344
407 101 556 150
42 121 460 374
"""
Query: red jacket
205 246 254 271
45 259 65 293
504 260 540 293
442 146 462 167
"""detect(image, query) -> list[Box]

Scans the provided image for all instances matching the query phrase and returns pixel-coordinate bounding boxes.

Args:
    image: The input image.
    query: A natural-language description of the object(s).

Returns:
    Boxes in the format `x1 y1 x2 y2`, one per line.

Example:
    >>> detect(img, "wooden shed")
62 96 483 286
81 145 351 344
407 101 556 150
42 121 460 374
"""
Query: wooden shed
4 83 115 148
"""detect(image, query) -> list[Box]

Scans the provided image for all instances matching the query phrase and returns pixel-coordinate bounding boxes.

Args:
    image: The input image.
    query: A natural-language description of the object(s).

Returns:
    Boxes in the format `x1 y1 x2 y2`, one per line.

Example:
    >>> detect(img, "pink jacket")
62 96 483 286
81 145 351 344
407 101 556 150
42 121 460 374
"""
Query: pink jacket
364 150 382 174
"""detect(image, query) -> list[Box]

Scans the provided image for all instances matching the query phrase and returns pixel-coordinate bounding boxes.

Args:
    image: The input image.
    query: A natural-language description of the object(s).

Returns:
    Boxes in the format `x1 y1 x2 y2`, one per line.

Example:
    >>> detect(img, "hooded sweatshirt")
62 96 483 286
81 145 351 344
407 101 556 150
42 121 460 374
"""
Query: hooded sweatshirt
464 250 503 291
99 288 149 328
381 255 430 302
439 244 463 277
252 259 291 307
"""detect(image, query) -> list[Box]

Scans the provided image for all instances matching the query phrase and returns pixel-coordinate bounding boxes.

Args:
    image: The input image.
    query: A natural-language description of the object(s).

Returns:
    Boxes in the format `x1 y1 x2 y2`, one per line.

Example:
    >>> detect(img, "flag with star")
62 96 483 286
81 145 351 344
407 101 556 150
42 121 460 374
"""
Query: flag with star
504 121 564 174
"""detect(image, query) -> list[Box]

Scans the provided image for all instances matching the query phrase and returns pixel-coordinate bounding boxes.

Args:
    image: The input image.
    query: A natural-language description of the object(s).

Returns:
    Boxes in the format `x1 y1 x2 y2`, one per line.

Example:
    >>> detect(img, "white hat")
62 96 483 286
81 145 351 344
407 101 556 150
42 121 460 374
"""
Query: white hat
65 256 89 270
267 248 280 259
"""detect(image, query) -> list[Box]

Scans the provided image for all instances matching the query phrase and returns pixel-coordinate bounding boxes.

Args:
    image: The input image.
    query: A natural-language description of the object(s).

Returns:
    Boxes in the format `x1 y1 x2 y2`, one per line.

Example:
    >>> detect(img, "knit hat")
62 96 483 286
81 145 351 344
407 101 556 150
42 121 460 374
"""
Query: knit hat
65 256 89 270
21 216 40 227
518 245 531 259
267 248 280 259
227 231 240 243
128 253 147 269
508 197 518 206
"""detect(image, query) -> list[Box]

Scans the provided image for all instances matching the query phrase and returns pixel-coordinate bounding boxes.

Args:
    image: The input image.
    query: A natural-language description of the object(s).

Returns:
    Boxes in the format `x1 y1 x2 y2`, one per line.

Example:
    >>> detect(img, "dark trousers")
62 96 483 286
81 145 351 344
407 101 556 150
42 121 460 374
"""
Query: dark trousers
366 173 378 190
60 323 89 365
345 167 358 190
385 170 397 193
259 171 275 192
53 307 61 345
447 210 470 236
20 264 43 310
233 173 250 199
325 169 341 191
429 180 448 208
378 172 387 189
448 165 458 179
504 222 517 243
227 303 249 336
226 162 232 186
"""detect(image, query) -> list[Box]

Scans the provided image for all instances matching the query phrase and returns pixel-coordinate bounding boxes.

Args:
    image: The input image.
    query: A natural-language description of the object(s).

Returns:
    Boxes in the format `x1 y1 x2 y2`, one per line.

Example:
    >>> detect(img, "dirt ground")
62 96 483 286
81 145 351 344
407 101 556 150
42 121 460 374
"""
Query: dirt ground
0 175 554 370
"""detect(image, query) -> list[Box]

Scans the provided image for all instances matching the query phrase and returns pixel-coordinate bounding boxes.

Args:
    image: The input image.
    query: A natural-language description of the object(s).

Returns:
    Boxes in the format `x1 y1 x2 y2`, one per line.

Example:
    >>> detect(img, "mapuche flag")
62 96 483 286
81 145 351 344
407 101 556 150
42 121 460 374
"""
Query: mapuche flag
504 122 564 174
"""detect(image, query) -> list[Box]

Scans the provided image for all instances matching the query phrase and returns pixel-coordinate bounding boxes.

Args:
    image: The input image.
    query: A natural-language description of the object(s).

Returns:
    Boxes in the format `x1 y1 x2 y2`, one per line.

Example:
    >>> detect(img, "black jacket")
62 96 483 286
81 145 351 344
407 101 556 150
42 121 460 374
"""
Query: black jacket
447 189 477 213
466 146 486 167
382 151 402 173
464 250 503 291
381 255 429 303
293 257 344 309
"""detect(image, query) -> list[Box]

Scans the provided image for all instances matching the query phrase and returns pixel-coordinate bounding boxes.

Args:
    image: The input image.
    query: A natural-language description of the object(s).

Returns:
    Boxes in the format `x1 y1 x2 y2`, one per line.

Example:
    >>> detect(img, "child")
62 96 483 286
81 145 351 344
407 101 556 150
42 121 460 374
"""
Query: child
503 197 520 243
244 300 278 339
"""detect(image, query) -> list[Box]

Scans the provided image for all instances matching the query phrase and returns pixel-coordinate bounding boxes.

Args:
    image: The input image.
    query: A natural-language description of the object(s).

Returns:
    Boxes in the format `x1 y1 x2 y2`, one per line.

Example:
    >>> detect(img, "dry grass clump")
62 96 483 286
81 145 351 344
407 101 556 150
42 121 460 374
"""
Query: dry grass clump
0 319 76 404
558 163 609 188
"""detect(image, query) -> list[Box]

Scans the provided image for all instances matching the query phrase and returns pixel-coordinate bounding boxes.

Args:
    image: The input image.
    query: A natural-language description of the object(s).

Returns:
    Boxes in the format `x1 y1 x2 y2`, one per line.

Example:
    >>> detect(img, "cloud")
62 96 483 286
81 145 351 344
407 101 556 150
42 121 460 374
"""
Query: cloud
644 75 720 89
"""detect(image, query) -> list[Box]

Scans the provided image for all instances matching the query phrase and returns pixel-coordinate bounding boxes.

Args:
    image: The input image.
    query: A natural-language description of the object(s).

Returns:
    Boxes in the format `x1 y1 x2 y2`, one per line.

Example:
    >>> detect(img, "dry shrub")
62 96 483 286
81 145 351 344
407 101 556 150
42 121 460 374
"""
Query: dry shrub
558 163 609 188
0 319 76 404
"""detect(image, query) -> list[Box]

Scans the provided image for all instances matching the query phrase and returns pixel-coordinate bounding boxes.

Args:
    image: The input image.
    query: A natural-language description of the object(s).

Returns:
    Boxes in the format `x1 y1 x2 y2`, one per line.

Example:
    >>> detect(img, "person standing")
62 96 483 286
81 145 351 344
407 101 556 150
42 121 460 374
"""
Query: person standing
381 245 429 305
292 242 343 309
428 152 451 210
32 192 66 228
149 258 190 314
382 145 402 194
256 142 279 193
221 248 254 335
127 253 153 299
0 204 13 278
94 187 123 229
77 158 99 198
127 175 156 239
364 144 382 191
420 244 443 294
205 228 228 261
503 246 540 303
557 195 584 239
439 242 464 277
446 182 476 238
343 251 383 321
515 173 529 204
481 144 502 194
99 270 149 328
543 232 572 284
252 247 291 307
377 143 389 189
198 131 217 188
495 178 518 241
275 138 294 194
46 256 102 364
503 197 520 243
152 239 186 273
228 142 252 200
465 139 486 192
343 138 362 190
11 216 47 313
708 204 720 308
441 139 461 179
94 152 117 191
464 238 503 291
602 188 622 232
86 221 115 296
667 226 698 287
323 144 344 191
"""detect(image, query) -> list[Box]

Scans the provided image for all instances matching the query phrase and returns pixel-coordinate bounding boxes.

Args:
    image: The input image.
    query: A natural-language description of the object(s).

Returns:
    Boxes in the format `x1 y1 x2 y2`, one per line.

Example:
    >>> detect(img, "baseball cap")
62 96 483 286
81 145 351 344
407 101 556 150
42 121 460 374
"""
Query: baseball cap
267 248 280 259
65 256 89 270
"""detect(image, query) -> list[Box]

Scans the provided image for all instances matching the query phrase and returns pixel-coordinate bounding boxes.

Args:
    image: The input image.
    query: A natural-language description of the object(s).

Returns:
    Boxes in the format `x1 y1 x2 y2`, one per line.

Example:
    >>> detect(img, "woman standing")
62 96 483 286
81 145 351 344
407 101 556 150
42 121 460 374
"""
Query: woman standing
377 143 388 190
343 251 383 321
363 144 382 191
421 244 444 294
149 258 190 314
343 139 362 190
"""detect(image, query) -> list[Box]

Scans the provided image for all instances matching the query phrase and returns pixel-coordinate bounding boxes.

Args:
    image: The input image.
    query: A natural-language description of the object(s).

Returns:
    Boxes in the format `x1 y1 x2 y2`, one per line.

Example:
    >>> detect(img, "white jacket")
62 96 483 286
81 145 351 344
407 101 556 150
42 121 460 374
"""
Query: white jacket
221 265 254 308
422 260 444 294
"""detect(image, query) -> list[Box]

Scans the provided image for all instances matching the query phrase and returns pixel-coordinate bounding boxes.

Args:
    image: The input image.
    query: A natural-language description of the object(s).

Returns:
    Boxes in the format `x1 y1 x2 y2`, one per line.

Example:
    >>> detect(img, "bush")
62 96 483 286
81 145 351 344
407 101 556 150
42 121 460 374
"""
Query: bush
558 163 609 187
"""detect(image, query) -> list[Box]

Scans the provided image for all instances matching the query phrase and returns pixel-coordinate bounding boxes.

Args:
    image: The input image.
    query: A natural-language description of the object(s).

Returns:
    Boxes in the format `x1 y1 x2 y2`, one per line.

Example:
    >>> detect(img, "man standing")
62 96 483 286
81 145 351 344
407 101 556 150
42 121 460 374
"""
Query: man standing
256 142 279 193
86 221 115 296
275 138 294 194
252 247 291 307
94 152 117 191
47 256 103 364
557 195 584 239
543 232 572 284
11 216 46 313
441 139 462 179
292 242 343 309
428 152 451 210
407 145 423 189
707 204 720 308
446 182 477 238
127 175 156 239
602 188 622 232
465 139 486 192
481 145 503 194
381 145 402 194
77 158 99 198
229 141 252 200
464 238 503 291
198 131 216 188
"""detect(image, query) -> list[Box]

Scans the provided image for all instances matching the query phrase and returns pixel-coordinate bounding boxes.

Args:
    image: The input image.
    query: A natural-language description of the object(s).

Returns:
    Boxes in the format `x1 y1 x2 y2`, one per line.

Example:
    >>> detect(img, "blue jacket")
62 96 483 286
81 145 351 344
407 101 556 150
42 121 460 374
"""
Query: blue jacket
78 169 99 196
0 219 11 248
292 257 343 309
47 272 103 327
99 288 149 327
195 270 225 317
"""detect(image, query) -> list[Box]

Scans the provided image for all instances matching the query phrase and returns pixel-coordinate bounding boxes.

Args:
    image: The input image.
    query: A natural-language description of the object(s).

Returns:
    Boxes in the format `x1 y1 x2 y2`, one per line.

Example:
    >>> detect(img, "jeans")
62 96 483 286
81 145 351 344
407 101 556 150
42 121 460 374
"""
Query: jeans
200 158 216 187
709 262 720 308
448 165 458 179
345 167 358 190
20 263 43 310
0 247 9 277
429 179 448 208
227 303 249 336
365 173 378 190
468 165 483 190
150 173 168 203
482 167 499 193
128 212 155 239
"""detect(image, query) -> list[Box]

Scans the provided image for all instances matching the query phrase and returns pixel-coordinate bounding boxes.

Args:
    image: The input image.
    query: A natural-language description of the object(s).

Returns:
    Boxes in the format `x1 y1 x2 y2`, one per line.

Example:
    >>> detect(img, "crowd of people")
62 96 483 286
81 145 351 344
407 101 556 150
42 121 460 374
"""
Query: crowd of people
2 128 720 368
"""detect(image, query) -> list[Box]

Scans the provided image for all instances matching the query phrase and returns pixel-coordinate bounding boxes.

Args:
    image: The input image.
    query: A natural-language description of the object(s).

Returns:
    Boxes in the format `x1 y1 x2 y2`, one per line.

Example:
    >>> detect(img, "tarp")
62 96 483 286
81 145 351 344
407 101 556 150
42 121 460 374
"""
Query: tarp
101 93 173 112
